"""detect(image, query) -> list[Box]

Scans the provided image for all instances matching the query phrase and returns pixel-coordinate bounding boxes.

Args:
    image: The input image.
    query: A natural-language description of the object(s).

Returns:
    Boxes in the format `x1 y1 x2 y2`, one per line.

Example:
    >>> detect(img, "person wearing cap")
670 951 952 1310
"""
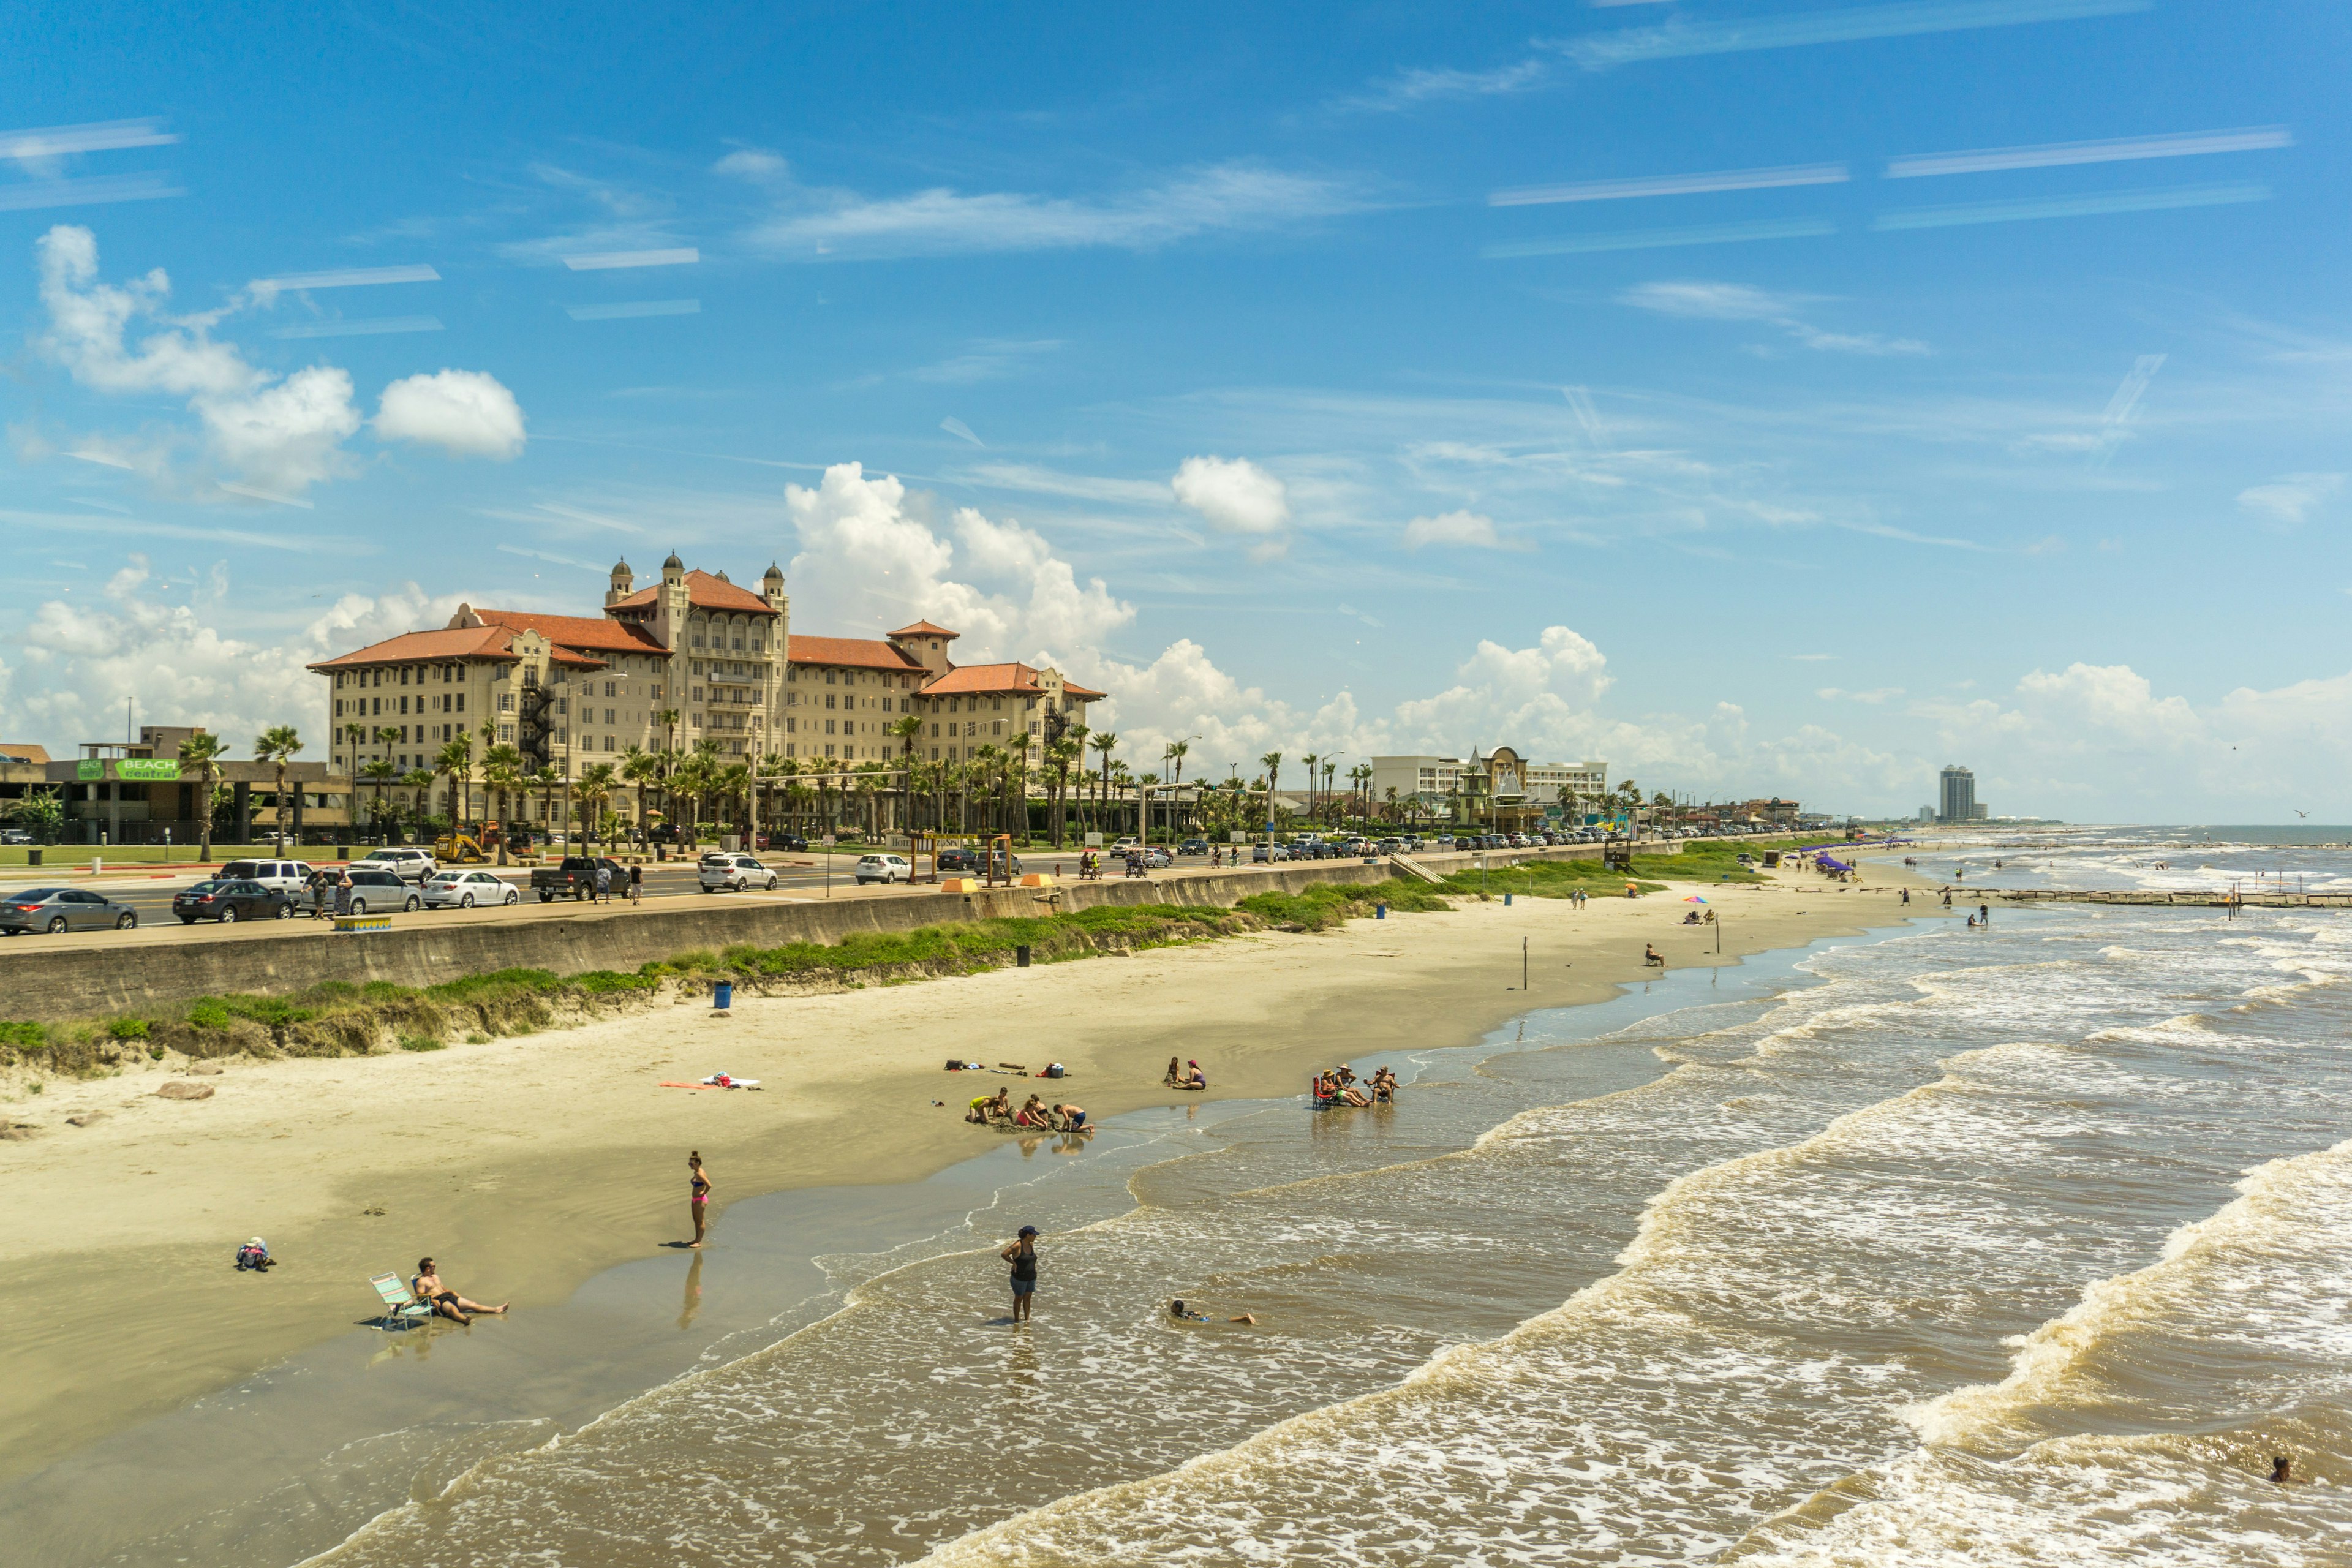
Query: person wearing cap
1000 1226 1040 1322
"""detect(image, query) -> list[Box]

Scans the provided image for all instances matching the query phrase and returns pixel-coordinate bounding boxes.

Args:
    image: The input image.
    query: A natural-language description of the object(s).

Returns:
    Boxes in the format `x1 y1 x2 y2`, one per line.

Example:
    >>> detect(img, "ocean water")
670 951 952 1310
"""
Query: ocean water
274 836 2352 1567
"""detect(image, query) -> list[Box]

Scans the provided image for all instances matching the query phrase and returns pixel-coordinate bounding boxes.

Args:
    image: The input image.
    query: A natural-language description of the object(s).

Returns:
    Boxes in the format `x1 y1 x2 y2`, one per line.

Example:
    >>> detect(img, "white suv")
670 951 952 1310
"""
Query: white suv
217 859 312 898
856 853 911 885
353 847 438 883
700 853 778 893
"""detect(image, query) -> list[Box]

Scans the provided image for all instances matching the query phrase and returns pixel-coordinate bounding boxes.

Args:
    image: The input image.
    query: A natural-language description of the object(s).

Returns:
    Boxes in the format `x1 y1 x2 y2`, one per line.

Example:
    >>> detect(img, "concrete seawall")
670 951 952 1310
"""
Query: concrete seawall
2 841 1680 1023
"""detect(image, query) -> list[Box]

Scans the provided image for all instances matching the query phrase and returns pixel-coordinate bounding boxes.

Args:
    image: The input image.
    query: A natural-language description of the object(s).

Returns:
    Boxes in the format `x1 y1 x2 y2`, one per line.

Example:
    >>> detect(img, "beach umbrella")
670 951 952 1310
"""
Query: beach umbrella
1683 894 1708 903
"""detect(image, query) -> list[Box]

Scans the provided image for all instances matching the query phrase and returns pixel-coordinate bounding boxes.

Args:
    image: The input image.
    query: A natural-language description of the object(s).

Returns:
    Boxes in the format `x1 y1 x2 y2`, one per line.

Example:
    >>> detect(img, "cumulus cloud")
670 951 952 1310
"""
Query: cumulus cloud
1619 278 1928 356
375 369 528 459
0 555 466 753
783 462 1133 663
29 225 524 498
2236 472 2342 526
1401 509 1512 550
1171 454 1290 545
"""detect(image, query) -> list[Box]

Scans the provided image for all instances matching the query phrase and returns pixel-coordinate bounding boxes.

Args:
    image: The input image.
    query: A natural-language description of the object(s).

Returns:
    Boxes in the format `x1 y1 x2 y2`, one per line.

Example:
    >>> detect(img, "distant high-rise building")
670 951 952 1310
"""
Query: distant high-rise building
1939 765 1975 824
1918 805 1936 823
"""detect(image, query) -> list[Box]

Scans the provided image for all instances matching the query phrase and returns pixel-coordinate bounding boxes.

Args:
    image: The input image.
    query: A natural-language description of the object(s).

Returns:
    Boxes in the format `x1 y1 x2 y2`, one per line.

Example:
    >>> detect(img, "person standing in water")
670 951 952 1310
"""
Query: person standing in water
1001 1225 1039 1322
687 1151 712 1248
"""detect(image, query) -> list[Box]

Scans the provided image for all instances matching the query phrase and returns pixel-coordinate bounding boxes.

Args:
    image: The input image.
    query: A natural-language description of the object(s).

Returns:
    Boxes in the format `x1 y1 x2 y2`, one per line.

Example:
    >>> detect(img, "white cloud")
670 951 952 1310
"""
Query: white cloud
375 369 528 459
1817 686 1905 703
713 147 790 182
744 162 1368 260
907 338 1062 385
0 556 466 754
1171 454 1290 538
31 226 518 497
1401 509 1510 550
1338 59 1546 112
1619 278 1928 355
783 462 1133 663
2236 472 2342 526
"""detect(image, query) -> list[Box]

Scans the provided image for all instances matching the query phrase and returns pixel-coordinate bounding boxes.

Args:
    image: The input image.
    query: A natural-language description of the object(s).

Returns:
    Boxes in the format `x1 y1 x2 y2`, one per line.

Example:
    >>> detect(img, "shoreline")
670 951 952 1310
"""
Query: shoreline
0 864 1944 1491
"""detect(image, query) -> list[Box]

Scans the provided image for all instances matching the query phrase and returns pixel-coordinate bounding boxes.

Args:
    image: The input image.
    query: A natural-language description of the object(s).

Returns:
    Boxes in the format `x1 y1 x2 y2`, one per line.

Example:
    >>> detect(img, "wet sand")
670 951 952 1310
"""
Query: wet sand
0 864 1934 1485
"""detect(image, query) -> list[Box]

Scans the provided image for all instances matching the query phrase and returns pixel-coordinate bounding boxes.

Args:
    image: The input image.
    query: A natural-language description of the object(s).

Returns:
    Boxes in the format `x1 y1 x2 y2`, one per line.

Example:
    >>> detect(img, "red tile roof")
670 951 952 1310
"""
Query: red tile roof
1061 680 1106 699
889 619 960 639
307 625 522 671
609 569 778 617
0 742 51 763
472 609 667 657
921 662 1046 695
788 635 927 672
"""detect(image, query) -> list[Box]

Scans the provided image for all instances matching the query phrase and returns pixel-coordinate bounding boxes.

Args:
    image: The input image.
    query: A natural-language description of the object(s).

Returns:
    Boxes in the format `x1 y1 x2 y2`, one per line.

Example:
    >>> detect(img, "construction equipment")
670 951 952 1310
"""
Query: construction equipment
434 826 500 864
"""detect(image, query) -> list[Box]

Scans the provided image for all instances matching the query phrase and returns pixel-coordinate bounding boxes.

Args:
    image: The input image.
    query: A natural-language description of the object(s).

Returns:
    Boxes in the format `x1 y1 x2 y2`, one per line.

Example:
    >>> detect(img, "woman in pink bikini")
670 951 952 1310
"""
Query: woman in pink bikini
687 1151 713 1249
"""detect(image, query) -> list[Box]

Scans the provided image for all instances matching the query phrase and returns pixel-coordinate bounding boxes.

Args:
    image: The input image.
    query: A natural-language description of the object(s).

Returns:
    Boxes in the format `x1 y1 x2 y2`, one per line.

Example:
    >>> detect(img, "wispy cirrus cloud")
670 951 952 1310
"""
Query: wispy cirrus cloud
1886 125 2293 179
2237 473 2342 526
1553 0 2149 70
1492 163 1848 207
732 162 1373 261
1336 58 1547 113
1619 280 1929 356
908 339 1064 385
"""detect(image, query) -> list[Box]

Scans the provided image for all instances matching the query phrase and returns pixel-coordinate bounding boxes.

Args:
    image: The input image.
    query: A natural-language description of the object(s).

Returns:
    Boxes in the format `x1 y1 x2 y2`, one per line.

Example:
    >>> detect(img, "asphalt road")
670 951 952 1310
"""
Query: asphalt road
0 848 1201 943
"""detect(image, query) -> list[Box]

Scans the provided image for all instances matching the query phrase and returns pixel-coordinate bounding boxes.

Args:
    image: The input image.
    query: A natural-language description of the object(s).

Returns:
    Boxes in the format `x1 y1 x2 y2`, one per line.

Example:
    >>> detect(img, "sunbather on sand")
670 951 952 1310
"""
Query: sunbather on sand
411 1257 505 1325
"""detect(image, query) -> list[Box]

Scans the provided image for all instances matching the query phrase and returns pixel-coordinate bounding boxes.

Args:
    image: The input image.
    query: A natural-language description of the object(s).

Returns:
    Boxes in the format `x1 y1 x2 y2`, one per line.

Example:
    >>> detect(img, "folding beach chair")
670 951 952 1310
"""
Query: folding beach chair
370 1272 434 1331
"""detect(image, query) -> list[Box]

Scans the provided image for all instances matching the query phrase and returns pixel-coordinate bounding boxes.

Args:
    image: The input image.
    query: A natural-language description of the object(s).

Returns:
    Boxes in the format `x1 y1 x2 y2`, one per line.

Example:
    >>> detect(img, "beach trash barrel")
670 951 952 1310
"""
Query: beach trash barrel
1376 903 1387 919
712 981 733 1011
26 849 39 867
1504 892 1513 907
1016 944 1032 968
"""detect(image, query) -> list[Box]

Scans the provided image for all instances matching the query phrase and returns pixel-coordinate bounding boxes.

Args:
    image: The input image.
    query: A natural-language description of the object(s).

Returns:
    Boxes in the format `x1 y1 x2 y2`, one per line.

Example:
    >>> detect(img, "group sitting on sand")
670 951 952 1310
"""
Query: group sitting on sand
1313 1063 1395 1107
1164 1057 1207 1090
965 1087 1090 1134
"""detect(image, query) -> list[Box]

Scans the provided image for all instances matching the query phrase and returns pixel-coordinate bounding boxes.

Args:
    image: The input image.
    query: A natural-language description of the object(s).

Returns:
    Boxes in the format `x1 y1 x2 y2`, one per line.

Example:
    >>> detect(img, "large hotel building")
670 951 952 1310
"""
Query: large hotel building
309 554 1103 820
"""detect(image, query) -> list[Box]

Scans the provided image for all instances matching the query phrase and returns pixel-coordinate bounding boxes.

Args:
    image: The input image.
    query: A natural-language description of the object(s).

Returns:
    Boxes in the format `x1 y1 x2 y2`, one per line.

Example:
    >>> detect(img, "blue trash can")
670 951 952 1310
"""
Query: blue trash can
713 981 733 1011
1375 903 1387 919
1504 893 1513 907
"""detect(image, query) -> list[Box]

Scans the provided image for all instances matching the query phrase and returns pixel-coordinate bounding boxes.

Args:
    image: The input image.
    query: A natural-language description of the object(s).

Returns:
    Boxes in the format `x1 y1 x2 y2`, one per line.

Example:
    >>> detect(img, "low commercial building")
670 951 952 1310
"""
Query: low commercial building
1370 748 1607 829
0 726 355 846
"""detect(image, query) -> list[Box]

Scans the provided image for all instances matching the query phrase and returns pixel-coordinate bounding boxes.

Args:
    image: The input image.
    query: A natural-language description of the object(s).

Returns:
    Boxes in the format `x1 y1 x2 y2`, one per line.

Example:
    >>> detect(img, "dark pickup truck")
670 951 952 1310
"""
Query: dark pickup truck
530 856 629 902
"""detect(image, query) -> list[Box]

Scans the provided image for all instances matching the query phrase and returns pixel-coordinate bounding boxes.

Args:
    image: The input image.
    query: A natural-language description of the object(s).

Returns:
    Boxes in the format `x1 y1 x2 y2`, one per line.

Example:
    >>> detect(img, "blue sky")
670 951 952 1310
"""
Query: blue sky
3 1 2348 819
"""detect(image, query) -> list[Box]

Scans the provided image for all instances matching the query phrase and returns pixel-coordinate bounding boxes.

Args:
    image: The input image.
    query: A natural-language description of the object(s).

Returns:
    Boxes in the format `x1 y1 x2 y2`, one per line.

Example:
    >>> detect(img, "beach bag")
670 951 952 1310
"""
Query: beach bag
235 1242 270 1271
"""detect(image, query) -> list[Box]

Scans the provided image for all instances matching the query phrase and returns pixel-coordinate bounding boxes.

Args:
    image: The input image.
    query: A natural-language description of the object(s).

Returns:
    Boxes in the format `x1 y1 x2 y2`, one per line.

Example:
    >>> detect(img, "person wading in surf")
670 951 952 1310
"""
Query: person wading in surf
1001 1226 1039 1322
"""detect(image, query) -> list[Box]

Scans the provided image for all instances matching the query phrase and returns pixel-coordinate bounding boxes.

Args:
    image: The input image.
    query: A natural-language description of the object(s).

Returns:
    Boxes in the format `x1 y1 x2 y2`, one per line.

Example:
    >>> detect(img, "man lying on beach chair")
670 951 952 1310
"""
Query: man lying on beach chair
410 1257 507 1325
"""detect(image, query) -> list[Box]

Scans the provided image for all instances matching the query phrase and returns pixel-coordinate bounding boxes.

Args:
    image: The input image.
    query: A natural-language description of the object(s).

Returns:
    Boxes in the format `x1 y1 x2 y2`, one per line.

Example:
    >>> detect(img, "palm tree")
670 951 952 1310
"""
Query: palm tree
176 731 227 861
1258 752 1282 838
575 761 618 846
620 745 661 845
1043 738 1078 846
1322 759 1338 825
888 713 924 834
530 764 563 847
252 724 303 853
433 734 473 840
1088 731 1118 836
360 756 396 835
481 744 524 863
1298 752 1319 823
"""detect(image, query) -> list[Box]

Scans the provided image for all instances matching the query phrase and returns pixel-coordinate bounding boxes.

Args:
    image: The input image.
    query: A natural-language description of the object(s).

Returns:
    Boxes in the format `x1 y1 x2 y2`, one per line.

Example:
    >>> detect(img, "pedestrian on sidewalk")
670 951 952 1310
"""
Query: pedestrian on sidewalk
629 862 642 904
595 861 612 904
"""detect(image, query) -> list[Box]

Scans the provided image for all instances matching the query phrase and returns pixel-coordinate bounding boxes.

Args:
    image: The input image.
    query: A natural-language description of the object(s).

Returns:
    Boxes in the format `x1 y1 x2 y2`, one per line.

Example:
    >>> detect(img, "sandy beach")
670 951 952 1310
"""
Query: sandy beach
0 861 1938 1487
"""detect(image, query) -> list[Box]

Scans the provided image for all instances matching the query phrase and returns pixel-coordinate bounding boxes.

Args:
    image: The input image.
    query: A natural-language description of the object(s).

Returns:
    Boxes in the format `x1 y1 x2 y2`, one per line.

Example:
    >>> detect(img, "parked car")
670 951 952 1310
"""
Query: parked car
1178 838 1209 856
352 847 437 883
0 886 138 934
1253 842 1289 864
217 859 314 898
0 828 33 845
701 854 779 893
343 869 423 914
173 878 293 924
760 832 810 852
856 853 912 884
1110 836 1139 852
531 856 629 901
423 869 522 909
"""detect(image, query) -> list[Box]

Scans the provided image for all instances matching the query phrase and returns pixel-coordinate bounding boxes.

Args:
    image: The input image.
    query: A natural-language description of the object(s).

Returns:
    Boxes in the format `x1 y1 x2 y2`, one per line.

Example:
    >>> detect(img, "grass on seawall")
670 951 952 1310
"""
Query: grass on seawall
0 878 1457 1081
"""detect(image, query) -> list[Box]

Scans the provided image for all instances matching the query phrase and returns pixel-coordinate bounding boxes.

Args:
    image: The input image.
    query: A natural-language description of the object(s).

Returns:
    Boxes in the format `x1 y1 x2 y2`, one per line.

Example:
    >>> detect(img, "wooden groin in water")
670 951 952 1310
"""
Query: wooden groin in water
1957 888 2352 908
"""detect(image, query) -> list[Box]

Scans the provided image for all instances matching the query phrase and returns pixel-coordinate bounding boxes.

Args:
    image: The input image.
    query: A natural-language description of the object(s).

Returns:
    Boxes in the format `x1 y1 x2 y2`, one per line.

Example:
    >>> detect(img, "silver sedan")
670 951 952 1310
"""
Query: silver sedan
0 886 140 935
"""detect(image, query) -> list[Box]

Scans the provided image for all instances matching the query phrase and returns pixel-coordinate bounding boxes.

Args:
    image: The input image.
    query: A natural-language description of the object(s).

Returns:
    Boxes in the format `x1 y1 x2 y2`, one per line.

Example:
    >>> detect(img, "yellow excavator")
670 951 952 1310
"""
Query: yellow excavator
433 824 501 864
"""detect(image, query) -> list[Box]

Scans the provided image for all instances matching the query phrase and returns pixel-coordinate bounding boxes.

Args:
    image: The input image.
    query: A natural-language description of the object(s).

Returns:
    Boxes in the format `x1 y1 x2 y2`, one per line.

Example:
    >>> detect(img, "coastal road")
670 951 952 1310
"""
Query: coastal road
0 848 1262 954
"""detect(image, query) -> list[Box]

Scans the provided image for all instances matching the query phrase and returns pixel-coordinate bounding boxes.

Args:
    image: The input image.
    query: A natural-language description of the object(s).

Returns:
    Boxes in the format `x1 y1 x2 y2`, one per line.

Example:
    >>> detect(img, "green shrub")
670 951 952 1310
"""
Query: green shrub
0 1020 48 1052
574 970 660 995
107 1018 151 1041
397 1036 445 1052
187 998 232 1031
